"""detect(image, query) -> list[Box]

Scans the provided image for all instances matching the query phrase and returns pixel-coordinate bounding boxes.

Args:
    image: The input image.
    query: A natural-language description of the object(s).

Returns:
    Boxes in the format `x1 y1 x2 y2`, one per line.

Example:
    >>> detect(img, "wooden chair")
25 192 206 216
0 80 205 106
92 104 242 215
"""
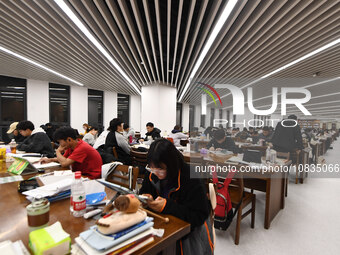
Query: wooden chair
276 152 290 197
105 164 139 190
51 142 57 150
180 139 189 146
112 147 118 159
130 150 148 168
241 145 267 157
216 171 256 245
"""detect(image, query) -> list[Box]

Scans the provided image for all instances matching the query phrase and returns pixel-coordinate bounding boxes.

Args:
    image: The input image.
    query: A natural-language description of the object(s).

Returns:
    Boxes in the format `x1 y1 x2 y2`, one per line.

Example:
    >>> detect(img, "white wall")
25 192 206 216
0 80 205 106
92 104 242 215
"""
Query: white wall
130 95 141 132
141 85 176 136
70 86 88 132
194 105 201 128
182 103 189 132
103 91 117 130
205 107 211 127
24 78 118 133
27 79 49 127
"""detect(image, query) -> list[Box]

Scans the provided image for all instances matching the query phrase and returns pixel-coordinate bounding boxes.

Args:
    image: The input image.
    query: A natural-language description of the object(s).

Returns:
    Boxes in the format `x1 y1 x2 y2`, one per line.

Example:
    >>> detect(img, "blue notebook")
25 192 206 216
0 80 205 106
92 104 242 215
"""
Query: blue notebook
79 221 154 251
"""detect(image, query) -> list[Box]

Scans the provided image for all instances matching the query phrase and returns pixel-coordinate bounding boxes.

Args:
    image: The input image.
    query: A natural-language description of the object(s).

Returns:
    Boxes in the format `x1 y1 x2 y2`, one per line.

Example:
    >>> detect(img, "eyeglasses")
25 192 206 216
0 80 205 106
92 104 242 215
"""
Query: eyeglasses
145 165 167 176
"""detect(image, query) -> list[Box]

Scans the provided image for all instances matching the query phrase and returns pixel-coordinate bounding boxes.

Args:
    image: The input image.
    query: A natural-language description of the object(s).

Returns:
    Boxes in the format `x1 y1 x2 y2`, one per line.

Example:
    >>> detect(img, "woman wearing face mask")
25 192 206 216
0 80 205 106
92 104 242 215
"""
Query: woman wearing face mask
139 139 213 255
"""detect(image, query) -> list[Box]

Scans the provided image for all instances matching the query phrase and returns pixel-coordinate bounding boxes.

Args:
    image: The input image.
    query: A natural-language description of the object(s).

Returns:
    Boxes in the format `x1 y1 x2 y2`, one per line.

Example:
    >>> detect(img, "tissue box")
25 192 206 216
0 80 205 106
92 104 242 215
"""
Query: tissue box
29 222 71 255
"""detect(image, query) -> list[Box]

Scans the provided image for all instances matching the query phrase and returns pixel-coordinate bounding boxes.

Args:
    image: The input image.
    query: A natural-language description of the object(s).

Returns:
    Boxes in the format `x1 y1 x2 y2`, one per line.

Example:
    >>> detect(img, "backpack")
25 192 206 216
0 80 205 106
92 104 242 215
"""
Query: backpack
212 168 242 231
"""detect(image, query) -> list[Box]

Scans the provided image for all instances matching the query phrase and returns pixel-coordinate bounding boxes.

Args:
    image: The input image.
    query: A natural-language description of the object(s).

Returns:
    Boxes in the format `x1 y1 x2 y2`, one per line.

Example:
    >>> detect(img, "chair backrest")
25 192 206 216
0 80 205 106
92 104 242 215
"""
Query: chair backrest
276 151 290 160
242 145 267 156
105 164 139 190
180 139 189 146
130 150 148 167
112 147 118 159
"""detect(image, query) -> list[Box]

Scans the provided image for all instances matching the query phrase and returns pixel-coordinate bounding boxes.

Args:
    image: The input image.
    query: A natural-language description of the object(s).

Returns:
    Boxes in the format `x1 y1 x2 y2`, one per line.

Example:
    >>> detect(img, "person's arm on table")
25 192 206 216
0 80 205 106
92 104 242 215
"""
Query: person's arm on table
55 146 75 167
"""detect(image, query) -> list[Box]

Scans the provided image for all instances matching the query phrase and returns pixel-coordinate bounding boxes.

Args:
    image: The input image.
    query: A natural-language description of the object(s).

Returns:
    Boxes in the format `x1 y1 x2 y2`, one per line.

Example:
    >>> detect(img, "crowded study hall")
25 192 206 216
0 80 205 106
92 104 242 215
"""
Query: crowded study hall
0 1 339 254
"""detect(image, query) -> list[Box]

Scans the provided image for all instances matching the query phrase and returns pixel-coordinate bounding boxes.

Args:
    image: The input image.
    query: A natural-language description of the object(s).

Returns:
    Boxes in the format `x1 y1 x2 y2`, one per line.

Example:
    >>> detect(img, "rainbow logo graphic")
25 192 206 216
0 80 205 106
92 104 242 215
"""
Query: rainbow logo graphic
197 82 223 106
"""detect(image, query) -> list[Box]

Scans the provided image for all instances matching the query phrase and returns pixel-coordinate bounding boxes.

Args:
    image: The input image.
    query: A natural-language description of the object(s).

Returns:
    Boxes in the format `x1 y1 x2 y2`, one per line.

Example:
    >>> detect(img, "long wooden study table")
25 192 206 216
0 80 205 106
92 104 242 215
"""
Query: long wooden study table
0 162 190 255
182 151 291 229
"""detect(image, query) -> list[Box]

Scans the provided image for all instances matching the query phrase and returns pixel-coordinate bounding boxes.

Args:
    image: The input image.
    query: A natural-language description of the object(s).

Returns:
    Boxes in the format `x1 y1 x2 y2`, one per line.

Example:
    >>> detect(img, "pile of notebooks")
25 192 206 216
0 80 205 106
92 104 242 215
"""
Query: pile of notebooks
72 215 158 255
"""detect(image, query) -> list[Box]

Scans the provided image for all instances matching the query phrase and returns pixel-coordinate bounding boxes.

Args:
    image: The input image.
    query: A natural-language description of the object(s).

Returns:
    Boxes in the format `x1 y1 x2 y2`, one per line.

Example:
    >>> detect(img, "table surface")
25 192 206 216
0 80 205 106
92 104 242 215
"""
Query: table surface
0 162 190 255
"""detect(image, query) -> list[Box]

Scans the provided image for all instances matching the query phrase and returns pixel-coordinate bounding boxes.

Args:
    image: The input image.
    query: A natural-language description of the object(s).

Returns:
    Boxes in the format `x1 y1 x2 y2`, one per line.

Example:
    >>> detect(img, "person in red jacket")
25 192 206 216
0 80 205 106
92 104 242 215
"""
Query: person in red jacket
40 127 102 179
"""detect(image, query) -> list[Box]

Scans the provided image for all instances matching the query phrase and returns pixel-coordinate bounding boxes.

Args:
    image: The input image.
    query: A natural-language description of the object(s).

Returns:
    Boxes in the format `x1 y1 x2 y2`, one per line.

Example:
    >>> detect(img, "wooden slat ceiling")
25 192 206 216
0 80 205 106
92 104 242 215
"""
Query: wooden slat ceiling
0 0 339 118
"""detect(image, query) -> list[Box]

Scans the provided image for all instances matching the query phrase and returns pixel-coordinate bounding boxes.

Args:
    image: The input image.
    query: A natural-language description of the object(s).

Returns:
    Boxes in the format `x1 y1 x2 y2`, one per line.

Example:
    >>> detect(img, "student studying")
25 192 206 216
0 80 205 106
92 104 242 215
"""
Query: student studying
40 127 102 179
16 120 54 158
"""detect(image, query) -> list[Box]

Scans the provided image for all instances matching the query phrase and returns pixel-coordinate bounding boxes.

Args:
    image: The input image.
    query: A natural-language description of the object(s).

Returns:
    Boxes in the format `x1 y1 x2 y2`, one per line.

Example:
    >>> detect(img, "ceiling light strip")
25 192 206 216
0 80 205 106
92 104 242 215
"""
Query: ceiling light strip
178 0 238 102
216 37 340 106
0 45 83 86
54 0 141 95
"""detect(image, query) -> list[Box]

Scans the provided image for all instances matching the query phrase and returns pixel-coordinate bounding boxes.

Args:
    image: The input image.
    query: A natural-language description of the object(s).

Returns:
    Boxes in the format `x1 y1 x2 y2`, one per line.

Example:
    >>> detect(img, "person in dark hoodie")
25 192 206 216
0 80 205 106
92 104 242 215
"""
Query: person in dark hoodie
140 122 161 144
271 115 303 153
17 120 54 157
140 139 213 255
169 125 188 147
207 128 239 154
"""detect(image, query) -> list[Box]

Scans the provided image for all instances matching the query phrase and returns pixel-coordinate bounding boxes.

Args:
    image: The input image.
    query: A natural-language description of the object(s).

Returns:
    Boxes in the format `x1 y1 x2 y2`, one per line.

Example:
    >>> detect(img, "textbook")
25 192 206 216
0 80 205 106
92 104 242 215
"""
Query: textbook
79 222 154 251
74 228 154 255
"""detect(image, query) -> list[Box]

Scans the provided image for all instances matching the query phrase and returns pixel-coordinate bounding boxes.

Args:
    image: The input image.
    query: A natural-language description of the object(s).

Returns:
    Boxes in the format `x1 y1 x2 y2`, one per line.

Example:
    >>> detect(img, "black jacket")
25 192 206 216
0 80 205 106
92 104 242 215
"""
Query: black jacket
144 128 161 141
104 131 131 164
206 137 239 154
17 131 54 157
272 120 304 152
139 163 210 229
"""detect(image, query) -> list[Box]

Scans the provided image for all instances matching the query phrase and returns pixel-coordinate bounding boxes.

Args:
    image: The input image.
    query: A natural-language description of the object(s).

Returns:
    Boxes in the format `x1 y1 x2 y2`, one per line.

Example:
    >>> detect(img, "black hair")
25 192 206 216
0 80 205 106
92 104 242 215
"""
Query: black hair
214 129 226 140
262 126 270 131
17 120 34 131
53 127 77 141
249 127 254 130
89 126 98 131
243 127 248 132
108 118 123 132
288 114 297 120
173 125 181 130
146 122 154 128
147 138 184 181
123 123 129 130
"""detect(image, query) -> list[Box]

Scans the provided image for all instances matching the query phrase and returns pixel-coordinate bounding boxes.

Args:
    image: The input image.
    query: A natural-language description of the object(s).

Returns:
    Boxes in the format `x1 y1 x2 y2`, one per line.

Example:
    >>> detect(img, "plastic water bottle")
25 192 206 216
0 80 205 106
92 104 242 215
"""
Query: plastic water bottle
266 146 271 162
9 139 17 154
71 171 86 217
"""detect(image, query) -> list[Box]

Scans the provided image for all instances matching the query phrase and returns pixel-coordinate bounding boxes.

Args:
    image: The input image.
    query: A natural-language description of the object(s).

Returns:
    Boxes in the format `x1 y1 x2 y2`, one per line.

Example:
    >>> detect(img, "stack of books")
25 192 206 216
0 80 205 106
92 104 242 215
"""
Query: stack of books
72 216 155 255
0 240 29 255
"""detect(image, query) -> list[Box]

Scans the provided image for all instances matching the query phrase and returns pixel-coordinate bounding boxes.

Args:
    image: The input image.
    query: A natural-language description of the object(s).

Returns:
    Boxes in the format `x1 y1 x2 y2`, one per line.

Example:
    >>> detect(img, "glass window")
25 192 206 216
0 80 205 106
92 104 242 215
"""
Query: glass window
88 89 104 132
0 75 26 142
227 110 230 128
176 103 182 126
200 114 205 128
49 83 70 126
117 93 130 125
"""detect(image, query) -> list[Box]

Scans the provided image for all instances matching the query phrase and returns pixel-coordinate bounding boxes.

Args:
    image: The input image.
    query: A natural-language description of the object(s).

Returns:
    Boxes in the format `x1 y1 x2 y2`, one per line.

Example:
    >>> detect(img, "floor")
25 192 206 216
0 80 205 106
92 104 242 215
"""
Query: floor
215 139 340 255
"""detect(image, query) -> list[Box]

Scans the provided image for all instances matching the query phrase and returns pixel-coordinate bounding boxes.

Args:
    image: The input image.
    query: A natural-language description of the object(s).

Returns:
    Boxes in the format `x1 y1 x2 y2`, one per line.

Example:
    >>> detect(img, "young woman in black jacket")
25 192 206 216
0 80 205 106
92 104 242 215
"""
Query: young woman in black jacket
139 139 214 254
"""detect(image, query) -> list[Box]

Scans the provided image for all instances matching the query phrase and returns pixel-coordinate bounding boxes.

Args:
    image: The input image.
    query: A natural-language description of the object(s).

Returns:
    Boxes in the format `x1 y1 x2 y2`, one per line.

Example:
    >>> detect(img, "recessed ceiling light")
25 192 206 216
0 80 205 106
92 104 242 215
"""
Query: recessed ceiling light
55 0 141 95
0 45 83 86
178 0 238 101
